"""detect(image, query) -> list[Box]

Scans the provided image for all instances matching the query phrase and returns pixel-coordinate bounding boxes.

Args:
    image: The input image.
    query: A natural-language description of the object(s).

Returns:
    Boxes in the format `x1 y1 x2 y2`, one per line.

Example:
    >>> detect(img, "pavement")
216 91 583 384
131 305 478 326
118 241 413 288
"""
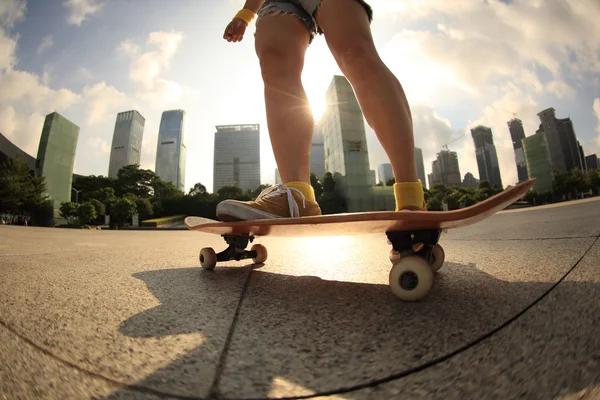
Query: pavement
1 198 599 400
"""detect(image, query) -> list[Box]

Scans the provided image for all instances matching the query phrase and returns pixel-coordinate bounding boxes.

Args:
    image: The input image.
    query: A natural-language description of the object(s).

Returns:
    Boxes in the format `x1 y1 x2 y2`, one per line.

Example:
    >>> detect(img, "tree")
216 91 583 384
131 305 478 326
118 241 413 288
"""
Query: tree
217 185 247 200
322 172 335 193
386 178 395 186
72 175 115 202
310 173 323 199
586 168 600 194
59 202 78 224
88 187 117 213
89 199 105 220
189 183 208 197
110 198 137 227
115 164 157 198
77 202 97 225
318 192 347 214
135 198 153 221
0 155 30 213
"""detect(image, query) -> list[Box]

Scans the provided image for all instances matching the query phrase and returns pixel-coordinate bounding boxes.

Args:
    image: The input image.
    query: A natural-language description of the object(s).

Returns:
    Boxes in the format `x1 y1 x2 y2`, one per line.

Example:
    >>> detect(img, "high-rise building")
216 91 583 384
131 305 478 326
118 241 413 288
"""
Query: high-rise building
471 125 503 188
507 118 528 182
108 110 145 178
155 110 186 191
35 112 80 209
370 170 376 185
522 128 554 193
414 147 426 188
213 124 260 193
0 132 36 171
378 163 393 185
537 108 582 173
462 172 479 189
585 154 598 170
430 149 461 187
578 141 586 171
310 124 326 179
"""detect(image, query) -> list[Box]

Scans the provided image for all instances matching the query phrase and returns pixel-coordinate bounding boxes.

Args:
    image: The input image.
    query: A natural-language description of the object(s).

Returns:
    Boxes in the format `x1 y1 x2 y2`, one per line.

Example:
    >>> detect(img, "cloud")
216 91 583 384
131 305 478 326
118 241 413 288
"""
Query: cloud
87 137 110 156
37 35 53 54
63 0 104 26
82 81 128 126
118 30 197 107
0 0 25 30
594 98 600 152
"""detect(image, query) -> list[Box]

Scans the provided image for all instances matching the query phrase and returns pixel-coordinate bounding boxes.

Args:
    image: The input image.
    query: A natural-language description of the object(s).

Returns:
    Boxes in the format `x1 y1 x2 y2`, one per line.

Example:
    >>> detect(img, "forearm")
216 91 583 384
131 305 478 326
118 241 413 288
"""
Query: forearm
242 0 264 13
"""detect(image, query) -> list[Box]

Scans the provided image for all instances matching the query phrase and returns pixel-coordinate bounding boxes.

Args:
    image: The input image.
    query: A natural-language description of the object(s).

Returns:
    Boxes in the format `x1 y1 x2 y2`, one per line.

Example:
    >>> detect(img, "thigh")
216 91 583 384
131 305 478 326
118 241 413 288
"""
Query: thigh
314 0 377 60
255 12 310 63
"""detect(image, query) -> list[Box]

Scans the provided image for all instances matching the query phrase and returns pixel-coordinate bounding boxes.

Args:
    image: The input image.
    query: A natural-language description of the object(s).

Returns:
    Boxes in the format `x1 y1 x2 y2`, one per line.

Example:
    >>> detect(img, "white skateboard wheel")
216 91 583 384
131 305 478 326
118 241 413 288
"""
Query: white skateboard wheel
199 247 217 270
430 244 445 272
389 256 433 301
251 244 268 264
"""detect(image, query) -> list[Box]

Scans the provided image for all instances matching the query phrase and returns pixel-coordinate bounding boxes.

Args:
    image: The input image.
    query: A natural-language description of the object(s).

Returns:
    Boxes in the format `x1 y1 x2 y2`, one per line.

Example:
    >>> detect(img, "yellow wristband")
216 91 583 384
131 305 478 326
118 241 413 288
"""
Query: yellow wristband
235 8 255 25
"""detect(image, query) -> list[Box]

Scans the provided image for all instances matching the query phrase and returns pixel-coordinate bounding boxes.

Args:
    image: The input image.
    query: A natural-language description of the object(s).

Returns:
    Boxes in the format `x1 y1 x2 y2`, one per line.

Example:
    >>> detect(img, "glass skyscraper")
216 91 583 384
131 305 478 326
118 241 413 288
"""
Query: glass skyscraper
414 147 426 188
537 108 582 173
471 125 503 188
155 110 186 191
35 112 80 209
522 129 554 193
507 118 529 182
213 124 260 193
108 110 145 178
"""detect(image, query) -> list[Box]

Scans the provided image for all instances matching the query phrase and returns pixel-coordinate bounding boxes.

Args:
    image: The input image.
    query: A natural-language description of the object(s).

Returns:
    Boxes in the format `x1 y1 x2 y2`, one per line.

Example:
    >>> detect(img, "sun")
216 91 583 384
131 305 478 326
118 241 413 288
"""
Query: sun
308 94 326 122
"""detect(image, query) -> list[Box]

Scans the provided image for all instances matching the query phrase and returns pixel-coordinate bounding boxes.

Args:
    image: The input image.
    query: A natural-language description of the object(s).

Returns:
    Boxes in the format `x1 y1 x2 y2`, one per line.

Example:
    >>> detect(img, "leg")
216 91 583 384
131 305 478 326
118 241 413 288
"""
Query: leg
255 14 313 184
316 0 418 184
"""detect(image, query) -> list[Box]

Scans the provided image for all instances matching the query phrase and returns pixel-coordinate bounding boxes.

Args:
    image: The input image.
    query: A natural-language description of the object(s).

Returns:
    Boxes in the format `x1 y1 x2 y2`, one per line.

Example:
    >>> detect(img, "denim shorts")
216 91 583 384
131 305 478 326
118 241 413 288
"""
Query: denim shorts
256 0 373 43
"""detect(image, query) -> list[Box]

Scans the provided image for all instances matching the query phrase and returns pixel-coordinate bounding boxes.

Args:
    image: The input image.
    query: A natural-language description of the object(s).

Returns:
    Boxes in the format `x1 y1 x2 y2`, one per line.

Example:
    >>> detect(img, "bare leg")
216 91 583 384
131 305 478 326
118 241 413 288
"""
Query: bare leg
255 14 313 184
316 0 418 183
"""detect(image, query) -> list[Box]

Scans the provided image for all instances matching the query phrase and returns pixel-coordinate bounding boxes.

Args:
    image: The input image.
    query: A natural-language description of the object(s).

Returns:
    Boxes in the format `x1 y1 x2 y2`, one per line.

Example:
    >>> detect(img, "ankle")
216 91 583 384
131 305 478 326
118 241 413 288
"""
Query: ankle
284 181 317 203
394 181 424 211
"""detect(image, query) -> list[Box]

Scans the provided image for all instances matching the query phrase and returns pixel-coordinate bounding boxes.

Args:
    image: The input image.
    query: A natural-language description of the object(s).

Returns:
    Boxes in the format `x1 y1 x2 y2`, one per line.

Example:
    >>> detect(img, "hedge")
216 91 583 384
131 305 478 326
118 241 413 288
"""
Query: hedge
141 215 186 227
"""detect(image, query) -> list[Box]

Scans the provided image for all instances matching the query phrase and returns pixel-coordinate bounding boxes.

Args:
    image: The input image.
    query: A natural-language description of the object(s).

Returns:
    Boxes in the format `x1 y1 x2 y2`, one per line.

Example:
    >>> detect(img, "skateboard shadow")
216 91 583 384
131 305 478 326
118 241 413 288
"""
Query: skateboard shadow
105 263 599 400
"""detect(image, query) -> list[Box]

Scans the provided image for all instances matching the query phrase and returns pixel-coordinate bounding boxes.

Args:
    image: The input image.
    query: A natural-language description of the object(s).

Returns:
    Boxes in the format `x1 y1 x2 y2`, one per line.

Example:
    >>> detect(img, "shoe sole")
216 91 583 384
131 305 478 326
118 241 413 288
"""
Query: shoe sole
216 202 283 222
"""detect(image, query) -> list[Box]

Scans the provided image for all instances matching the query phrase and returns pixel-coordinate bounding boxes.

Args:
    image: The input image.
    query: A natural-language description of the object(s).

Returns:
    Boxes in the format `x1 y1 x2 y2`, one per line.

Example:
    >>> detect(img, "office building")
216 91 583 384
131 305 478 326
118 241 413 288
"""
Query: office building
578 141 586 171
537 108 582 172
36 112 80 209
155 110 186 191
378 163 393 185
522 128 554 193
0 132 36 170
507 118 528 182
471 125 503 188
585 154 598 170
429 149 461 187
213 124 260 193
310 124 326 179
414 147 426 188
462 172 479 189
108 110 145 178
370 170 376 185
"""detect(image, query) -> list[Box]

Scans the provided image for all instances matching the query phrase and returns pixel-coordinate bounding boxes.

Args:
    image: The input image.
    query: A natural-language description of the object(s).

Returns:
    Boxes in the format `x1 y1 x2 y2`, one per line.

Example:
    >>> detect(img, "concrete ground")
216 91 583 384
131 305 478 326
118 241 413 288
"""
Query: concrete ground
1 198 599 399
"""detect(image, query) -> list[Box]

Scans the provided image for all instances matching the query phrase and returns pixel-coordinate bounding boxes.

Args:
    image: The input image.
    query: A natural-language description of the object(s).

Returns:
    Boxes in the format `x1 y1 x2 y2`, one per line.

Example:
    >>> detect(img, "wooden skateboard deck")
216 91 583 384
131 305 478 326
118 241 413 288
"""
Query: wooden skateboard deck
186 179 535 302
185 179 535 237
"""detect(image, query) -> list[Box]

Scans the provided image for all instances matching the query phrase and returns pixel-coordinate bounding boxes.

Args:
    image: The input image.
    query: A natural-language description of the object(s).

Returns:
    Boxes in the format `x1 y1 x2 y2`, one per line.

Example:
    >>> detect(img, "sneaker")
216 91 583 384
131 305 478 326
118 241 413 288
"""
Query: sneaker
216 184 322 221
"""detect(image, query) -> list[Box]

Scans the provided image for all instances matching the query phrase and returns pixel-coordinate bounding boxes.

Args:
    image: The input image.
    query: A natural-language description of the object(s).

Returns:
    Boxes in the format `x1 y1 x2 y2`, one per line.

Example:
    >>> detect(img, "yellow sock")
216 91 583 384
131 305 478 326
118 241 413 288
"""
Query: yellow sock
285 181 317 203
394 181 424 211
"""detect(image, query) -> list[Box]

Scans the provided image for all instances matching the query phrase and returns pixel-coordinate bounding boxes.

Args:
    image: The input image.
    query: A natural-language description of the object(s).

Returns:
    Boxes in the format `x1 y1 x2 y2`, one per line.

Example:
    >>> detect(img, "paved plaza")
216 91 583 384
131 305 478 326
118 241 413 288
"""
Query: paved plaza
1 198 599 399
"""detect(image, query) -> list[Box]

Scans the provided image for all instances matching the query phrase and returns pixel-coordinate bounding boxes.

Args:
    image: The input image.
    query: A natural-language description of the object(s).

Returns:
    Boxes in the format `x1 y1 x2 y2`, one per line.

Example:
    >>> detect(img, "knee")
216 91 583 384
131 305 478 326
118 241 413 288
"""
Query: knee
256 44 304 84
334 41 382 79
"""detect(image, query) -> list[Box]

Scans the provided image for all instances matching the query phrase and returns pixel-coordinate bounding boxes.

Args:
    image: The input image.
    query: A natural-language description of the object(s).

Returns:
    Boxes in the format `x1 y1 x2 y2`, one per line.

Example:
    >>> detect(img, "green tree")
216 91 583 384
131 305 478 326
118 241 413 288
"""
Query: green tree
310 173 323 199
188 182 209 197
322 172 335 193
318 192 347 214
115 164 157 198
386 178 395 186
586 168 600 194
89 199 105 220
59 201 78 224
570 168 588 194
77 202 97 225
0 155 30 213
110 198 137 227
72 175 116 202
427 197 443 211
135 198 153 221
217 185 247 200
88 187 117 212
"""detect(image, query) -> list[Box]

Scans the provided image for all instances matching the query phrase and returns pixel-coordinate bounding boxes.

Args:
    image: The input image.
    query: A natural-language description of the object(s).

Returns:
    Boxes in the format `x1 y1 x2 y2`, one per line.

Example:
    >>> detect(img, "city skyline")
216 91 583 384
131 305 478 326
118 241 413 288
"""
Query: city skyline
155 109 186 191
1 1 599 193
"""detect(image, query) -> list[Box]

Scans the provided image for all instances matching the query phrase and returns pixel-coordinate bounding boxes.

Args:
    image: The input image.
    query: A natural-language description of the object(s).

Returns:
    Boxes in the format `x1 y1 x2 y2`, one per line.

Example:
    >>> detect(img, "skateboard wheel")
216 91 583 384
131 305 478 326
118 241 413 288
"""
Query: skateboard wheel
430 244 445 272
199 247 217 270
389 256 433 301
251 244 268 264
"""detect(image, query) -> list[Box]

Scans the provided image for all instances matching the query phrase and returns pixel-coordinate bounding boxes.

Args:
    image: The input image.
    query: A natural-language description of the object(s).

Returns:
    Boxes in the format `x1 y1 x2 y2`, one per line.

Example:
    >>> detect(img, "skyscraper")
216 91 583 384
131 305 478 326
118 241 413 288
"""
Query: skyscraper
585 154 598 170
507 118 528 182
537 108 582 173
377 163 393 184
471 125 503 188
36 112 80 209
108 110 145 178
462 172 479 189
414 147 426 188
430 149 461 187
522 128 554 193
310 124 326 179
578 141 586 171
213 124 260 193
155 110 186 191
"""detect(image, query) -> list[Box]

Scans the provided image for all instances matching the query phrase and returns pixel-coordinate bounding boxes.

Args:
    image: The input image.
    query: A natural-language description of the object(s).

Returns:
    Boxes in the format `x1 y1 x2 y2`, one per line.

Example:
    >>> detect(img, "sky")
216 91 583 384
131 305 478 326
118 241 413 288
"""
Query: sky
1 0 599 193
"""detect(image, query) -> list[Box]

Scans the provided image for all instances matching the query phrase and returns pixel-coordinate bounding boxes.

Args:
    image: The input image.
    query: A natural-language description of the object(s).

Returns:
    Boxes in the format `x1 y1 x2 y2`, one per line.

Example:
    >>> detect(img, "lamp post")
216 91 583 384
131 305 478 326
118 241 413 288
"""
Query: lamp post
72 188 81 203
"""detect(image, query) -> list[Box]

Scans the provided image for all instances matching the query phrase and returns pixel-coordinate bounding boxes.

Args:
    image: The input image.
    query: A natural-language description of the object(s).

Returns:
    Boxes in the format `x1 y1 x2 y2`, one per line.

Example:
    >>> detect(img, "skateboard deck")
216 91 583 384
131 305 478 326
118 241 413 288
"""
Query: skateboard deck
185 179 535 237
186 179 535 302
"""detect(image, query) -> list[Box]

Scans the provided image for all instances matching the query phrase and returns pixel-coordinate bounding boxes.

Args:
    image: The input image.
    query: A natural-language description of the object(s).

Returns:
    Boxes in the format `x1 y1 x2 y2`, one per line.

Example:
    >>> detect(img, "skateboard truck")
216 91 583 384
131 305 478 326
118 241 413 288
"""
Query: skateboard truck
386 229 442 261
199 234 268 270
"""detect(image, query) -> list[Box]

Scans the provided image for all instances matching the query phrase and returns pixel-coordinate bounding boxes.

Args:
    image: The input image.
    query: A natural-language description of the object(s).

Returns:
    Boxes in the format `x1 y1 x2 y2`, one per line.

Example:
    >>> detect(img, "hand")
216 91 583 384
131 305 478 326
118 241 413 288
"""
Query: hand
223 18 248 43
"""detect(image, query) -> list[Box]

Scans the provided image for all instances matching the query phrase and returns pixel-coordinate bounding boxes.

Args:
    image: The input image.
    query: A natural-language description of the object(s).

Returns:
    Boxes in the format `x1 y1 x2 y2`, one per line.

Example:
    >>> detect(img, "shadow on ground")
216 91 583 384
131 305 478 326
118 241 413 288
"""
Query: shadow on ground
105 262 599 400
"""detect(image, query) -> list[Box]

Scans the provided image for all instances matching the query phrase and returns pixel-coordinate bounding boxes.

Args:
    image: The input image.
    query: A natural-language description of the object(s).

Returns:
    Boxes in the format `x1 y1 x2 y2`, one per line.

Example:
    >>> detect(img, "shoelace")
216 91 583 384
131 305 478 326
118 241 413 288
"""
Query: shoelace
256 184 307 218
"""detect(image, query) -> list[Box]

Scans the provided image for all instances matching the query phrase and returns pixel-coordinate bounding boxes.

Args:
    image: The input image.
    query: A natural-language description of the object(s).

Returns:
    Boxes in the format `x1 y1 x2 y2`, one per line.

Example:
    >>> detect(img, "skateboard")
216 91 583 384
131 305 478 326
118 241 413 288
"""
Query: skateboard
186 179 535 301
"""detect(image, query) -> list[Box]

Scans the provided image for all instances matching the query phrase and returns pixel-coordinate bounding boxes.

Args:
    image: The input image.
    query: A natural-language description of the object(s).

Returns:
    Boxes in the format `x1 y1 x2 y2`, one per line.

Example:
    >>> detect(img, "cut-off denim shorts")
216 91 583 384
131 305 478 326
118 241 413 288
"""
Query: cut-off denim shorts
256 0 373 43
